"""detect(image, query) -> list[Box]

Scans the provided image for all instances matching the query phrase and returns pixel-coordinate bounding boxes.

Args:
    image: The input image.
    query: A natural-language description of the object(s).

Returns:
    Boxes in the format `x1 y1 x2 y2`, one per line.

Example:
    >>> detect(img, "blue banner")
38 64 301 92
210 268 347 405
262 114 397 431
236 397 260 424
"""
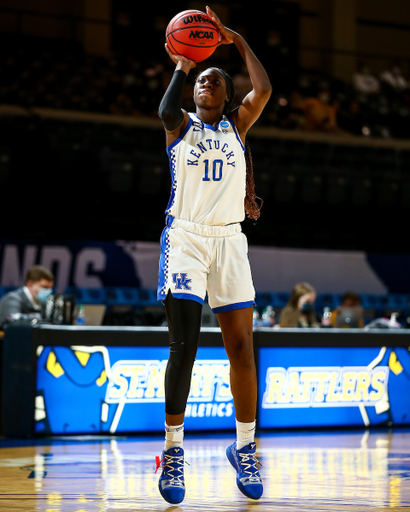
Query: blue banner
258 346 410 428
35 345 233 435
0 239 162 292
3 238 405 295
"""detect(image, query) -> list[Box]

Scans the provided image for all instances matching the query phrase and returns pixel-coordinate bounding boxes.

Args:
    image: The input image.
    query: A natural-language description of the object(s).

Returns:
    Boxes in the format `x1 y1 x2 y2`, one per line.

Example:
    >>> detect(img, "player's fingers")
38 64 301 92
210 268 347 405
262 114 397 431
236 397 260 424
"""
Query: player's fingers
206 6 221 27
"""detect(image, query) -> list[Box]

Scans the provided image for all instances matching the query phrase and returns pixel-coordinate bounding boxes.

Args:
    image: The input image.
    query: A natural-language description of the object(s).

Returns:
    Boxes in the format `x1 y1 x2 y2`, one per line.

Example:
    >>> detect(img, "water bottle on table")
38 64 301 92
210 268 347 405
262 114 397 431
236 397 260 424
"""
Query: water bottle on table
75 304 86 325
321 307 332 327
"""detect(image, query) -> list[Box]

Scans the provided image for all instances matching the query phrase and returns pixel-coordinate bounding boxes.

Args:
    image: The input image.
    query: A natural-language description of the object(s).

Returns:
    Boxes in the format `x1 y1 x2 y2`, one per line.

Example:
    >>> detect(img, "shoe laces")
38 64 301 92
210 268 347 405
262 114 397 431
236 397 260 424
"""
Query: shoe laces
238 451 262 478
155 452 189 481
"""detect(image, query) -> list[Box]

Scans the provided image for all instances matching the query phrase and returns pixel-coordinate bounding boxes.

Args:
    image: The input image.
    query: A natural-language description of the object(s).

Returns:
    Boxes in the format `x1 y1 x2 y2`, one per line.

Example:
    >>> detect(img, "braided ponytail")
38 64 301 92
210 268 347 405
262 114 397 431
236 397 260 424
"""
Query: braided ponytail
244 139 263 220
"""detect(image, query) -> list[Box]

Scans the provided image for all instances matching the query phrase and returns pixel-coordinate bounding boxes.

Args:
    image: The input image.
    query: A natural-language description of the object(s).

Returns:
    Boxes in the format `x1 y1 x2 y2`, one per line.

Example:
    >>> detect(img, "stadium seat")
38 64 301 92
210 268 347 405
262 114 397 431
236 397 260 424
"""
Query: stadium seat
382 294 410 312
105 287 139 307
255 292 274 310
65 287 107 304
270 292 290 308
316 293 342 312
137 288 159 309
301 174 323 204
325 174 349 205
359 294 384 311
274 172 297 203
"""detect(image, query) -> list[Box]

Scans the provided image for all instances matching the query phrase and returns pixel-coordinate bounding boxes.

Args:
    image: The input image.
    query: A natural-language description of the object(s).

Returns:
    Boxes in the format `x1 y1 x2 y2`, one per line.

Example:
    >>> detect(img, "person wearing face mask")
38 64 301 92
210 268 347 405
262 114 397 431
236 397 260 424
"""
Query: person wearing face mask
277 282 319 328
0 265 54 330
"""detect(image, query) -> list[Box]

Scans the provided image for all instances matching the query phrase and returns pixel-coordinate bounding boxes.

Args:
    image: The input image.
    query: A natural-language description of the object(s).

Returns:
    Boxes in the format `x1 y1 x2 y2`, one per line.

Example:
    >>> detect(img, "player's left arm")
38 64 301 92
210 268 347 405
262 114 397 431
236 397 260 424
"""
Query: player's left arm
207 7 272 139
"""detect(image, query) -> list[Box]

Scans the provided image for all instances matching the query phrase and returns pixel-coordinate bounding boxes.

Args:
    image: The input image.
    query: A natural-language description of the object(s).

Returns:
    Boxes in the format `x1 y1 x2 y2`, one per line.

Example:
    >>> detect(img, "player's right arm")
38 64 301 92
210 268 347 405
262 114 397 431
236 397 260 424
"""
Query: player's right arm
158 45 196 146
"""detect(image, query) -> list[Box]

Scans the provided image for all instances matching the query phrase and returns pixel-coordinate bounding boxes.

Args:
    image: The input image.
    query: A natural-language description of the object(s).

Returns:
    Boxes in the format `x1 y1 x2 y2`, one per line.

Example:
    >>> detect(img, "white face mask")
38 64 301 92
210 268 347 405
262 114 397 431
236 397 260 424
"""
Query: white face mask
36 287 52 304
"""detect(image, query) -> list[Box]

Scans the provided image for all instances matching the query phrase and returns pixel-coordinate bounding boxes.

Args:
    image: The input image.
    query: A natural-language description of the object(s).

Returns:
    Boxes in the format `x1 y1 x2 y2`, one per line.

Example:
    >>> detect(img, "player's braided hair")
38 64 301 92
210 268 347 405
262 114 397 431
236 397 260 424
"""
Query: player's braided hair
244 138 263 221
202 68 263 221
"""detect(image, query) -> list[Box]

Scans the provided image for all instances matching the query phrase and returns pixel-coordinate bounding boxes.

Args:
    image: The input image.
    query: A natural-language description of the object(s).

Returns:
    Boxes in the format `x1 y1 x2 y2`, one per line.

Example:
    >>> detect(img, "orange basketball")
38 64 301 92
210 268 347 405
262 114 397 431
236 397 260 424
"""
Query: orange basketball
166 10 221 63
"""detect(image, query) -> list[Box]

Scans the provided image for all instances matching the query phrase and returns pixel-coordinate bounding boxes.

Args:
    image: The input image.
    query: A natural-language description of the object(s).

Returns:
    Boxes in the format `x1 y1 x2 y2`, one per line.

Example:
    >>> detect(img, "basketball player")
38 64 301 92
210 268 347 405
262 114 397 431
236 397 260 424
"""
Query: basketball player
156 6 271 504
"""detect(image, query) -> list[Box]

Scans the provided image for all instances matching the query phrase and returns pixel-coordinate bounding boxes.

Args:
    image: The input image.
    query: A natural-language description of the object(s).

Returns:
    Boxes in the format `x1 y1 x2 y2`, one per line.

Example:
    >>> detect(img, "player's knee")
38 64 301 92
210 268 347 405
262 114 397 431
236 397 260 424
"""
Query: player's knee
227 336 255 372
169 338 197 368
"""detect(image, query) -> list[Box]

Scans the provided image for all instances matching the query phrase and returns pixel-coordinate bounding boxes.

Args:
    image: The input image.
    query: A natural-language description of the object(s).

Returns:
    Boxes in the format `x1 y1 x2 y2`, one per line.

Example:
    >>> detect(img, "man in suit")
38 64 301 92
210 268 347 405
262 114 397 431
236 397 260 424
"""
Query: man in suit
0 265 54 329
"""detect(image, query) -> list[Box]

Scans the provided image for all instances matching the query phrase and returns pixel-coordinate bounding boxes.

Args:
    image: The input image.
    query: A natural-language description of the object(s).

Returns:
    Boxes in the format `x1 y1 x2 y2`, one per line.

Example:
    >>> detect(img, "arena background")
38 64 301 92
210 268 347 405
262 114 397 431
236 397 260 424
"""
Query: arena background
1 0 410 313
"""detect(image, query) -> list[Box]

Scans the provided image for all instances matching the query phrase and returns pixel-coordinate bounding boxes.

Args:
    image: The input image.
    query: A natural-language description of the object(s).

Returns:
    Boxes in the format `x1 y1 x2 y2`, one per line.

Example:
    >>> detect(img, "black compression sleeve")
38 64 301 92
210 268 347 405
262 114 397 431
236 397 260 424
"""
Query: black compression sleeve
164 292 202 415
158 69 187 131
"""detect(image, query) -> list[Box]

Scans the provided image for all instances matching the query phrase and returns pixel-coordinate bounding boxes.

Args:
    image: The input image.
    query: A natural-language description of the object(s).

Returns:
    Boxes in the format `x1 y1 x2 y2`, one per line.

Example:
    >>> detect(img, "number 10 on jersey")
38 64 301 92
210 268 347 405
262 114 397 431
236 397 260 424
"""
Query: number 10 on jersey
202 159 223 182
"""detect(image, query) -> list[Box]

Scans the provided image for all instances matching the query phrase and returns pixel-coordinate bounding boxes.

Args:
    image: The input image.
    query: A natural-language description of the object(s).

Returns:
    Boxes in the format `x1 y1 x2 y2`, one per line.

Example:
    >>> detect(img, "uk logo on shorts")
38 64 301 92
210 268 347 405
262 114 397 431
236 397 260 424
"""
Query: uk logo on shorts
172 272 192 290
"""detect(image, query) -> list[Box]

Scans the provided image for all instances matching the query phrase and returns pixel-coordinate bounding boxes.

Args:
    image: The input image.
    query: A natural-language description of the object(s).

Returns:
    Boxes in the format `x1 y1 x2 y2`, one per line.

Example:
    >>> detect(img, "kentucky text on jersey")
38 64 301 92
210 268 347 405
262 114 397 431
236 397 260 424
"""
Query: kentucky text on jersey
187 140 236 168
262 366 389 408
166 113 246 225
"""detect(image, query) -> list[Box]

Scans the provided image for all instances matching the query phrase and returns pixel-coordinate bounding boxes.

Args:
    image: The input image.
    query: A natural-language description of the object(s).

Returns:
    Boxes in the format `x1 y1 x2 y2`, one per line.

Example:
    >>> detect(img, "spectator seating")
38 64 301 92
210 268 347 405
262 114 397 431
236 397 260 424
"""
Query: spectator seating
359 293 385 311
315 293 343 312
65 287 107 305
105 286 139 307
0 286 18 298
2 112 410 251
270 292 291 308
384 293 410 312
134 288 159 310
0 286 409 325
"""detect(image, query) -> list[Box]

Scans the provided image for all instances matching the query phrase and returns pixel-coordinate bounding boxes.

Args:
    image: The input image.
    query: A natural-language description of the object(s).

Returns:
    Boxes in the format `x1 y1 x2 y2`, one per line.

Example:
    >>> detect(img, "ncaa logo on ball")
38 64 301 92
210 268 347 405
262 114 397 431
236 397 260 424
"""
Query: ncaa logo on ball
189 30 214 42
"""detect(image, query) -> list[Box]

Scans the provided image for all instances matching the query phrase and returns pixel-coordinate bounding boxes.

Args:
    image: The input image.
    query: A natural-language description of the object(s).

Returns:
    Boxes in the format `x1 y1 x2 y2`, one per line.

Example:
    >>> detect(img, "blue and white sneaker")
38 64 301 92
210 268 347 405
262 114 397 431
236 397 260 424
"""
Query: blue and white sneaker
156 447 185 504
226 442 263 500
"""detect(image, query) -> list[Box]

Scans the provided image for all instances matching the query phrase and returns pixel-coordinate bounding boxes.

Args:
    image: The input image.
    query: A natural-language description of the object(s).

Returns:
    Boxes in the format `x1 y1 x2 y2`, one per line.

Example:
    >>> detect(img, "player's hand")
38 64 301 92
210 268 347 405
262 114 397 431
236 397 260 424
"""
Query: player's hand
206 6 236 46
165 43 196 71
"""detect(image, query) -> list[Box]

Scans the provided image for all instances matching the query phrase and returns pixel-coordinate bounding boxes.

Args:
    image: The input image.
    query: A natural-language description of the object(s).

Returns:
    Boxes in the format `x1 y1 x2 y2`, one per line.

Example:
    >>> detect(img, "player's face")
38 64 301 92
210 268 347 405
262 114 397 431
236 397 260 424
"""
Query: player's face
194 69 228 109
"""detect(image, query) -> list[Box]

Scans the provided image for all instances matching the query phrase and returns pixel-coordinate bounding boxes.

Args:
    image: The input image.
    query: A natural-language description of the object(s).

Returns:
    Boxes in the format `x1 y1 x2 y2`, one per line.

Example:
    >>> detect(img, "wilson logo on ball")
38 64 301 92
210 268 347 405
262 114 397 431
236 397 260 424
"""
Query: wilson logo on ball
189 30 215 40
183 14 217 27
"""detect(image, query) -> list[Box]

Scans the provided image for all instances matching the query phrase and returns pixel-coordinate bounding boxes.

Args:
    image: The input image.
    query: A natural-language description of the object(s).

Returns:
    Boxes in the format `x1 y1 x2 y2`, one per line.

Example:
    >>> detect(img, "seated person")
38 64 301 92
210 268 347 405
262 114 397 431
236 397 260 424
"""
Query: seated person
300 89 339 133
0 265 54 329
331 291 364 328
278 282 319 328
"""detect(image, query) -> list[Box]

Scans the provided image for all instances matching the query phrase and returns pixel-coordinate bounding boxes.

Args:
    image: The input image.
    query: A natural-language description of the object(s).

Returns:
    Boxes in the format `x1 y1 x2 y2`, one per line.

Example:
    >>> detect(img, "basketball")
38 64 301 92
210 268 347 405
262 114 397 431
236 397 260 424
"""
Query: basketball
166 10 221 63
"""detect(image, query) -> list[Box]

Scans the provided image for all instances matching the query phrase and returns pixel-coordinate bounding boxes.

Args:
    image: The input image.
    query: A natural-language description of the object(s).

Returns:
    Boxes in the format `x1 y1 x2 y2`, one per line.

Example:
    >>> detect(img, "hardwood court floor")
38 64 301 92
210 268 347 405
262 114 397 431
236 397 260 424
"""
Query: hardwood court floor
0 429 409 511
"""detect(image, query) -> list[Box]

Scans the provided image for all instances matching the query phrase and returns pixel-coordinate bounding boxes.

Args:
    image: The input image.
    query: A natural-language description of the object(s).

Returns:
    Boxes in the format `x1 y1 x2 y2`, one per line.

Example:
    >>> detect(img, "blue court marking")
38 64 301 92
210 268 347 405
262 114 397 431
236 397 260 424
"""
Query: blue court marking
28 471 47 478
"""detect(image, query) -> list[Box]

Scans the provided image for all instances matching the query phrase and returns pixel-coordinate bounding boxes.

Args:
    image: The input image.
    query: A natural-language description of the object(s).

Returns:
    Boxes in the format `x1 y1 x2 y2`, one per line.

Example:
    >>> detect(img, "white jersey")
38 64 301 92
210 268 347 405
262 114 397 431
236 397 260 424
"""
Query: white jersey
165 112 246 226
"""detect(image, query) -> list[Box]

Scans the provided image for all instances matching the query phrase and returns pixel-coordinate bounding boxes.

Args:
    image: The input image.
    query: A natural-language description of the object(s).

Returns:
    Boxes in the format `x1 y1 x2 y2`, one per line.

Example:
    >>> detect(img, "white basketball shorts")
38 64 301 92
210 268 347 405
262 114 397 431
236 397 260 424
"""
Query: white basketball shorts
157 216 255 313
